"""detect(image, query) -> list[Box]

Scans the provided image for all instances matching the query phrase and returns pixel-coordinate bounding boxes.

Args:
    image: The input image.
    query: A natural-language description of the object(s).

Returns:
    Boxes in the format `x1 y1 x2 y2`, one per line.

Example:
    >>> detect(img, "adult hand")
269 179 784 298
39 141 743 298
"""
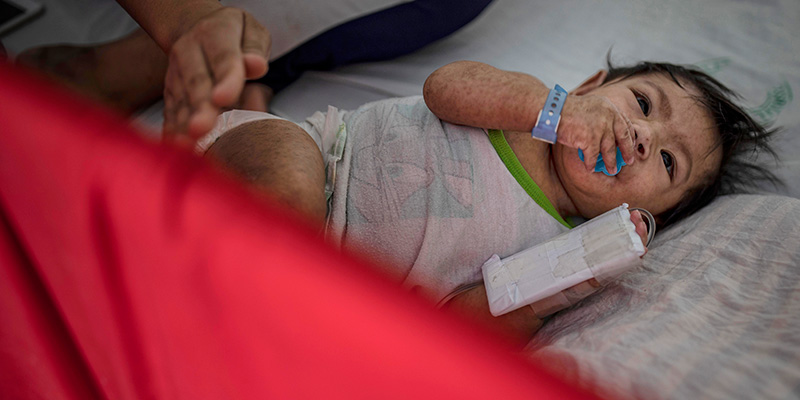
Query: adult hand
162 6 271 144
557 95 635 174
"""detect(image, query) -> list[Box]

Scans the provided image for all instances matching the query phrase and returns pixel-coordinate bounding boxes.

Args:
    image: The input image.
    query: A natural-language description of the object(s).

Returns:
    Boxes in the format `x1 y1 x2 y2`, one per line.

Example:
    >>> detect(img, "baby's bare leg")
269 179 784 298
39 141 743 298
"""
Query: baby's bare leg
206 119 327 228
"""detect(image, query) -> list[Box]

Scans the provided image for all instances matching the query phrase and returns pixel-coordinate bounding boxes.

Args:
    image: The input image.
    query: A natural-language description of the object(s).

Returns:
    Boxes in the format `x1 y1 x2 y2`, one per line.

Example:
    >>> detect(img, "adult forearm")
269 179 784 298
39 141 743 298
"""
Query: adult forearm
115 0 224 52
423 61 550 131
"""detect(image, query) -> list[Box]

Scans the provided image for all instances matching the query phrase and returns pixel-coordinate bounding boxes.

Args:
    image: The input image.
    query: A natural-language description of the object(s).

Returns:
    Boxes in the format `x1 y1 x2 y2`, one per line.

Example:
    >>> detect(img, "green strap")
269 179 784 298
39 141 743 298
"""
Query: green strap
488 129 573 229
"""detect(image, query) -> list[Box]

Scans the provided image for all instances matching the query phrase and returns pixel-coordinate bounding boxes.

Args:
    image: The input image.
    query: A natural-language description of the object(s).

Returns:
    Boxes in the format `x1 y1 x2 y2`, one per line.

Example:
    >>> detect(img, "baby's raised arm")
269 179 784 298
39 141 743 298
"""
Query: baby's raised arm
423 61 636 173
423 61 548 132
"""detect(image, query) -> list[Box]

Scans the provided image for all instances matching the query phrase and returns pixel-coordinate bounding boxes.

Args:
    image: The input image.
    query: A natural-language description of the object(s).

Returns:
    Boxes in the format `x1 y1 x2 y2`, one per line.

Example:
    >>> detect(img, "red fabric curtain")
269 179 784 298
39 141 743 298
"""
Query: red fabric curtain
0 63 594 399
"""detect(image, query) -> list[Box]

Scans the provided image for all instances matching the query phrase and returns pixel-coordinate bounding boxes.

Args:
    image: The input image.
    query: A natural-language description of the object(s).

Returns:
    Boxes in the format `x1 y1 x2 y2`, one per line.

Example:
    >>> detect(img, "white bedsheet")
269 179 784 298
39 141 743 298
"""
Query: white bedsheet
531 194 800 400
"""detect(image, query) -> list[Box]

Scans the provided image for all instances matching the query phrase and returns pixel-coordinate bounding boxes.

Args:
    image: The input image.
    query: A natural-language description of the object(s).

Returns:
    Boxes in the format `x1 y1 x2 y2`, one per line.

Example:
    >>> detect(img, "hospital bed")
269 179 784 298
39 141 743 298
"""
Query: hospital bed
2 0 799 399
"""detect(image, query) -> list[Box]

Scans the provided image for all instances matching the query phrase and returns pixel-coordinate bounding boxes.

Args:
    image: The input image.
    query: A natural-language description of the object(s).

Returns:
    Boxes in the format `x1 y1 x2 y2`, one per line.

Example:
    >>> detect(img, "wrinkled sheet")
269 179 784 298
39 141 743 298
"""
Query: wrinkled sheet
531 195 800 399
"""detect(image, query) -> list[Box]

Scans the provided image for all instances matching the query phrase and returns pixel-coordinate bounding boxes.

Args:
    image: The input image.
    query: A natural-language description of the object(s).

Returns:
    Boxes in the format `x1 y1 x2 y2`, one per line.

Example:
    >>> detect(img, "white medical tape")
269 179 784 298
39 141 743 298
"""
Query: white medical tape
482 204 647 316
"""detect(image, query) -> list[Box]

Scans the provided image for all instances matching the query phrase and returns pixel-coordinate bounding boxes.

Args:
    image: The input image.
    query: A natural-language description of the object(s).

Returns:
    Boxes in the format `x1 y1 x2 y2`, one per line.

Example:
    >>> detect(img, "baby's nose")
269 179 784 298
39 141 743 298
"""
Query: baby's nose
633 128 652 159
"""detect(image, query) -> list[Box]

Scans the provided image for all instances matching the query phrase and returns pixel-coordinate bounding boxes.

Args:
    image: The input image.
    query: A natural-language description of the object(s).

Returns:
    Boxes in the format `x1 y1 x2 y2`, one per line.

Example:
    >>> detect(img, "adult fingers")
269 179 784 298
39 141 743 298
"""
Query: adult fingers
174 103 192 139
203 10 247 109
241 11 270 79
163 63 201 145
598 96 635 166
186 100 219 138
599 131 618 174
171 39 218 137
163 88 176 135
582 141 600 172
163 65 183 135
614 105 636 165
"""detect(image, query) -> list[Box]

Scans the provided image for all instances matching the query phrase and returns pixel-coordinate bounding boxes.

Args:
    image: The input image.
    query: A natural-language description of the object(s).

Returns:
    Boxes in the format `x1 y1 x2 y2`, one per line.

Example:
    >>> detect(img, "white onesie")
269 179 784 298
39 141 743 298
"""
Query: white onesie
205 96 570 302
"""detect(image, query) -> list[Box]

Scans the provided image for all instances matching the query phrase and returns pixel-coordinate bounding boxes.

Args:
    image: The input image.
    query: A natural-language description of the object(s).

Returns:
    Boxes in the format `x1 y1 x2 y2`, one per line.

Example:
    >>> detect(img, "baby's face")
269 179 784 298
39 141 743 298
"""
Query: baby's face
553 73 723 219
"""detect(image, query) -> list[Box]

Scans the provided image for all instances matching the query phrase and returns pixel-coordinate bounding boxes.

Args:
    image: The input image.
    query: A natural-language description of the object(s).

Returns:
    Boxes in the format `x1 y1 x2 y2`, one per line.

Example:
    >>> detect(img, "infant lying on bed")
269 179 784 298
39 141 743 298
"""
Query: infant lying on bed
200 59 777 345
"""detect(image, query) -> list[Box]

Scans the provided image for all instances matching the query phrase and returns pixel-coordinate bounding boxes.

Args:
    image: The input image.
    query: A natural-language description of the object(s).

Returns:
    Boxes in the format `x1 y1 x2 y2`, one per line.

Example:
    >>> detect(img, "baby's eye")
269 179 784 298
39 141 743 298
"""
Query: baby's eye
636 93 651 116
661 151 674 177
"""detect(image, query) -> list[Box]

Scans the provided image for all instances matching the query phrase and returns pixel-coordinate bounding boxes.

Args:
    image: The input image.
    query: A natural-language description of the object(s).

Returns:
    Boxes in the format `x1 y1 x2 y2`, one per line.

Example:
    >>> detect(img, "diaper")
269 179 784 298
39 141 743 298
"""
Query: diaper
198 107 348 202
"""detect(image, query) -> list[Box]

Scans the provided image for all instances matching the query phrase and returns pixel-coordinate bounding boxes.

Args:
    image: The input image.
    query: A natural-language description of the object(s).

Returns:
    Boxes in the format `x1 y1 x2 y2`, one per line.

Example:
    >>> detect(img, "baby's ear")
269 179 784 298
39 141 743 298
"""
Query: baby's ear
571 70 608 95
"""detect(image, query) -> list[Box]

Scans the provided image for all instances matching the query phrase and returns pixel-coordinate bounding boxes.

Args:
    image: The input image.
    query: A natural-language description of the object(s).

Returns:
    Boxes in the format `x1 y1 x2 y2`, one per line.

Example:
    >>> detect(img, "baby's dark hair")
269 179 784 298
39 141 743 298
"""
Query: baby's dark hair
603 57 782 228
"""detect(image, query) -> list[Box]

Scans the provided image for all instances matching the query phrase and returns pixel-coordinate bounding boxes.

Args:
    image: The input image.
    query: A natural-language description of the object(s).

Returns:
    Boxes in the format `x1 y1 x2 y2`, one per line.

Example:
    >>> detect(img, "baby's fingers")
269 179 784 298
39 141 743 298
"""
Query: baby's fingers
599 133 618 174
598 96 635 166
630 210 649 254
582 143 600 172
613 105 636 165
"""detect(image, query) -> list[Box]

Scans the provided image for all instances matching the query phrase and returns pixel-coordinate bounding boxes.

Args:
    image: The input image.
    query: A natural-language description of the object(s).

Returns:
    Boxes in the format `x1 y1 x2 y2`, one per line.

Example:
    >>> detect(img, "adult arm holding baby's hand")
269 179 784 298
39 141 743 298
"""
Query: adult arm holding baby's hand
423 60 636 173
115 0 271 142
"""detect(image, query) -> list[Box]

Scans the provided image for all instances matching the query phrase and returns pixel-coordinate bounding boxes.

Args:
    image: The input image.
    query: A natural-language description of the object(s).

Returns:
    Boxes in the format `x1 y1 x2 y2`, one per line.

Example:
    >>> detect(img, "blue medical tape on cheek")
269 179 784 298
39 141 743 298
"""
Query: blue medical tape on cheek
578 148 627 176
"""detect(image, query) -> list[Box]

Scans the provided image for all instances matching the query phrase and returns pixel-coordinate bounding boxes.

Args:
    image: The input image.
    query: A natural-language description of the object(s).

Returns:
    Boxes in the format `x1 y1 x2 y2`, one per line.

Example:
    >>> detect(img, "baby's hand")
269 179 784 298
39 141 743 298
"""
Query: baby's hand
557 94 636 174
630 210 649 255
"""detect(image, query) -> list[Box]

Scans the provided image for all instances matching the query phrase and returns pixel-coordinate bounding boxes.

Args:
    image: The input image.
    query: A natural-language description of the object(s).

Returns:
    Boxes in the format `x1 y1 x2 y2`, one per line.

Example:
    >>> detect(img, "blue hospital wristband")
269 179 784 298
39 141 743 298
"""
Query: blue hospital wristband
531 84 568 144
